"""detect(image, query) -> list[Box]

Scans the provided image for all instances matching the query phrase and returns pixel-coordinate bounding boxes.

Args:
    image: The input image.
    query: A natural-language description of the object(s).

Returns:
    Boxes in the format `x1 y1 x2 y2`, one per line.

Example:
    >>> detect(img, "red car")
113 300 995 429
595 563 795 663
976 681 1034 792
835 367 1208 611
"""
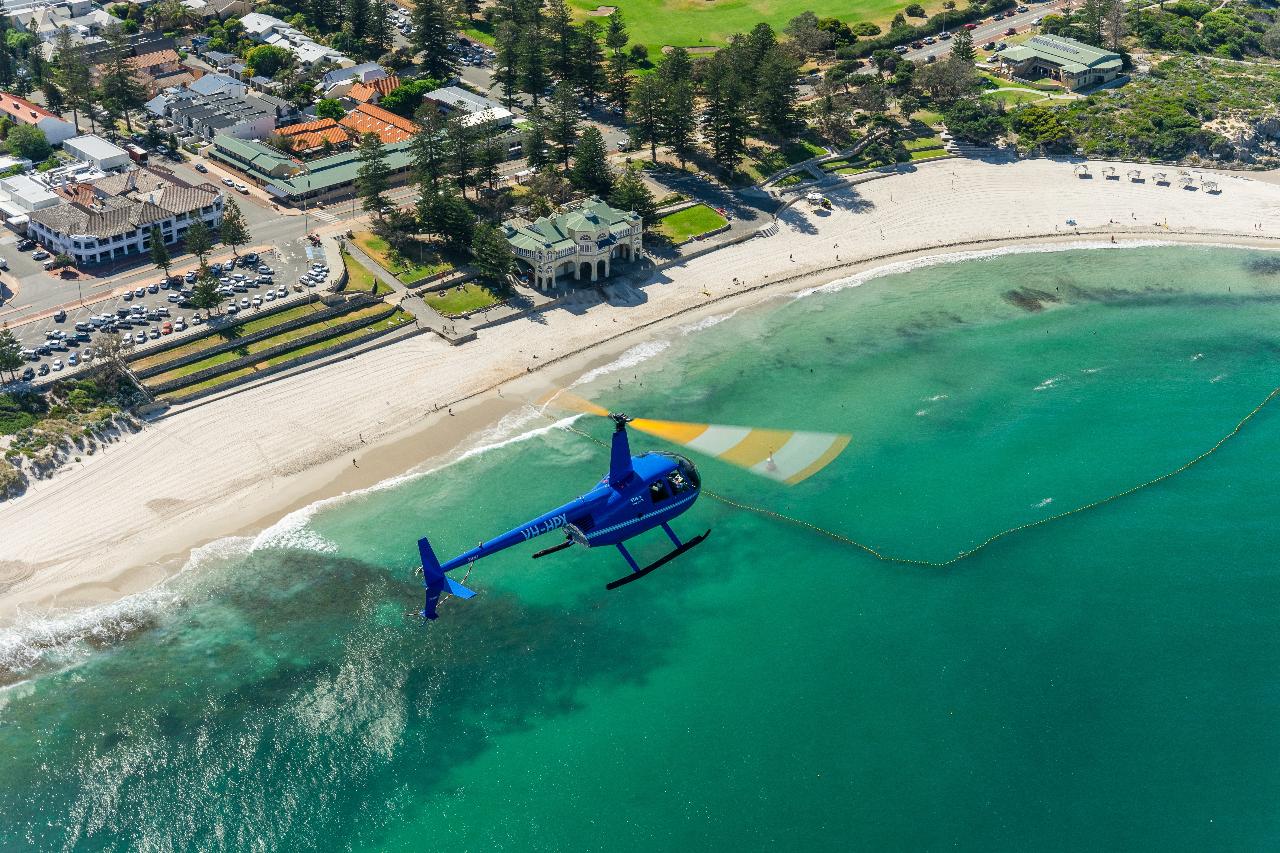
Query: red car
161 321 173 335
965 22 977 30
1005 26 1018 35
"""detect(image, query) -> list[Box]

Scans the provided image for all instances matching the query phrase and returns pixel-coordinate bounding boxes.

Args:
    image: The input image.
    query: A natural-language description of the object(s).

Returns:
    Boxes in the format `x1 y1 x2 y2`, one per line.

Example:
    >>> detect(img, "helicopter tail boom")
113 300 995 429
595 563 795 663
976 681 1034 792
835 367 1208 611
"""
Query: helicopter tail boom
419 537 477 620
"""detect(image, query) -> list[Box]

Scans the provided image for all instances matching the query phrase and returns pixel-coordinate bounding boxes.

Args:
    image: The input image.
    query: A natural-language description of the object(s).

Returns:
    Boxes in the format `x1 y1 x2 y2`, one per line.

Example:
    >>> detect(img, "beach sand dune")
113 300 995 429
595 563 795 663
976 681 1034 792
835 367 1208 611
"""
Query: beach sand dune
2 158 1277 620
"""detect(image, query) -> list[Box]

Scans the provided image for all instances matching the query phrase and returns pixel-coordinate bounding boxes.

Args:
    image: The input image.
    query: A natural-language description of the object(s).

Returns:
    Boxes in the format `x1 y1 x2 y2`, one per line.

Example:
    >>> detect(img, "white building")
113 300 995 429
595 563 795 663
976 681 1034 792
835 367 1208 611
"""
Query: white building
239 11 352 68
27 169 224 266
425 85 515 129
0 92 76 145
64 135 131 171
503 197 643 290
0 173 60 223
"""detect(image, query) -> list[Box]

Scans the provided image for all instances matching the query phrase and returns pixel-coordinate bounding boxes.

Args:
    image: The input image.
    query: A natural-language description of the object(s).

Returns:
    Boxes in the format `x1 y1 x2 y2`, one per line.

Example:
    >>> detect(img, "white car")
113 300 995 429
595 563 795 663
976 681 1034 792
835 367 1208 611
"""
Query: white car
222 177 234 187
192 315 203 325
275 287 287 298
52 358 63 370
134 332 146 344
265 290 276 302
234 182 249 194
252 295 262 306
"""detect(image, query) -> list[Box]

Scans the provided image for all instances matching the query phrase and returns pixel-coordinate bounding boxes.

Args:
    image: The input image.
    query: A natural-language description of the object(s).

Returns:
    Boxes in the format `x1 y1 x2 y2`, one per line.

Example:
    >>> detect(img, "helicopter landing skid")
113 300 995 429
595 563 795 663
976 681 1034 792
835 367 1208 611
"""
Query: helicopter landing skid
607 527 711 590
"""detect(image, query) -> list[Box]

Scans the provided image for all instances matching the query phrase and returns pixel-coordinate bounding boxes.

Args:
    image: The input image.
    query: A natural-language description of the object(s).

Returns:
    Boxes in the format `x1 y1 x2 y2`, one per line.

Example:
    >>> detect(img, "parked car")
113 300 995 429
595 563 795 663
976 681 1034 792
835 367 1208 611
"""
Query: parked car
53 309 66 322
147 282 159 293
983 41 997 50
893 44 908 54
161 321 173 334
252 295 262 307
195 162 208 173
222 177 234 187
149 327 161 339
21 366 34 381
185 270 198 282
964 22 977 30
16 238 35 251
192 315 203 325
37 363 49 376
168 293 181 303
1017 5 1029 11
938 30 952 40
82 348 95 360
265 290 276 302
134 287 145 298
67 353 79 366
32 249 49 260
275 287 287 298
234 182 249 194
134 332 146 344
1005 26 1017 34
52 358 63 370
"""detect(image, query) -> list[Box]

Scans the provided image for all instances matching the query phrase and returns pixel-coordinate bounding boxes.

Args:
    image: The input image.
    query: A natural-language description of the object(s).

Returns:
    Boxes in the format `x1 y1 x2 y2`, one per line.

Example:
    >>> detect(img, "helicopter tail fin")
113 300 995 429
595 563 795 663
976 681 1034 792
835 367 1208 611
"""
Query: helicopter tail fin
418 537 476 620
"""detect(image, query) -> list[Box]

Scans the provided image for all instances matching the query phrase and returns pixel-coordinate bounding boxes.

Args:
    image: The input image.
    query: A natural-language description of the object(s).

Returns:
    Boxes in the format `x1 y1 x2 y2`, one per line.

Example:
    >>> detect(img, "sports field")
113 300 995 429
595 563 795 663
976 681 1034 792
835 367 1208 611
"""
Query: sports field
566 0 940 51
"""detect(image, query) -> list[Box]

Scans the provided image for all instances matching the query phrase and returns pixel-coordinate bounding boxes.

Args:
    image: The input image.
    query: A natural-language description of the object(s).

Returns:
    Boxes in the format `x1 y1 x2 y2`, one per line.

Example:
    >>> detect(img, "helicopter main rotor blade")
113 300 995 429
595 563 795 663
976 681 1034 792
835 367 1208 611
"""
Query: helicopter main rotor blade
538 389 610 417
539 388 851 484
628 418 851 485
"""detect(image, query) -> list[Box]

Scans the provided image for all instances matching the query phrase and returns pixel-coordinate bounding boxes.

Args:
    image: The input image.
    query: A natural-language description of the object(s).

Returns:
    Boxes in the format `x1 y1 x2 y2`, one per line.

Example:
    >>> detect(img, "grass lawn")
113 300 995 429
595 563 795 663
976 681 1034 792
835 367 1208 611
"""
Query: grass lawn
343 251 383 293
909 148 950 161
566 0 947 52
173 311 414 398
655 204 729 243
352 232 452 285
424 282 503 315
911 109 945 127
130 303 327 371
903 135 944 150
146 303 396 386
983 89 1048 107
775 171 809 187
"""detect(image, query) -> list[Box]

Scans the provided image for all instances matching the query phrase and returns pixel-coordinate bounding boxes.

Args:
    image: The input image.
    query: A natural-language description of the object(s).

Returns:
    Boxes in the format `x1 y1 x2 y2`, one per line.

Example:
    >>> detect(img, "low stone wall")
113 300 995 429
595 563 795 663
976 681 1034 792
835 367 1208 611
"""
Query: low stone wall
675 221 732 247
150 303 398 396
135 294 378 380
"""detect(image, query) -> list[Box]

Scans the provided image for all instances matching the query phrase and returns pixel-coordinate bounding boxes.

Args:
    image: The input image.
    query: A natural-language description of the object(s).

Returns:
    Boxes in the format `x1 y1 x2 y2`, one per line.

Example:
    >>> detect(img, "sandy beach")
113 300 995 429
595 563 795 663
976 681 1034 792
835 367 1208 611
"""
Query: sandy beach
2 156 1278 622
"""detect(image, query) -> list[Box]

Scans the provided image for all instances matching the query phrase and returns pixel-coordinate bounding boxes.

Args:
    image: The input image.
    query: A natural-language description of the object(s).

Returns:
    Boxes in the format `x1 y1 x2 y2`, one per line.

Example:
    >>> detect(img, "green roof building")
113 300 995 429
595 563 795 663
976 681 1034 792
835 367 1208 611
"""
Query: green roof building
209 135 415 205
997 35 1123 91
503 197 643 290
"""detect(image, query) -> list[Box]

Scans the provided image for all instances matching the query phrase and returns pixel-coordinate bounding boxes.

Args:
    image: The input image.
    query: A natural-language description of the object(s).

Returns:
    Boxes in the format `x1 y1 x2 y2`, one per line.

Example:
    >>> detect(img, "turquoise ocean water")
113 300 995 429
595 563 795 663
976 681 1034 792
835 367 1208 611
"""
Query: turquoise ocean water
2 245 1280 851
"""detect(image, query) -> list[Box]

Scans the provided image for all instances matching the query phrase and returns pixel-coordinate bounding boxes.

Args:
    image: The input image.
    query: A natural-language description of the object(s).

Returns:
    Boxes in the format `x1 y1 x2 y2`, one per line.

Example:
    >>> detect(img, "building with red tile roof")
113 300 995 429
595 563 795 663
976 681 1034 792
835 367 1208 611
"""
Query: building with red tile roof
0 93 76 145
348 75 400 104
338 102 417 144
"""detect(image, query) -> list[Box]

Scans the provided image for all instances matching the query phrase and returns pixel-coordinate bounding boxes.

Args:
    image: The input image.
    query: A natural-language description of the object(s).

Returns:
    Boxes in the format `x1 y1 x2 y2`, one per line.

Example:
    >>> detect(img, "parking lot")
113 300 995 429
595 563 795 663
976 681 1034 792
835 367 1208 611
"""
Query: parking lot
9 241 332 384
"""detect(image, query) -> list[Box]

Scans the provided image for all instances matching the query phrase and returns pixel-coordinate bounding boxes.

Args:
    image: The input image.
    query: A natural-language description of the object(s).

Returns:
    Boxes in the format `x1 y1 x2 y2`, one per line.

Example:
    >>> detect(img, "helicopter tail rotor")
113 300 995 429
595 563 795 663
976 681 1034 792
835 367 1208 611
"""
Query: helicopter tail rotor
418 536 477 620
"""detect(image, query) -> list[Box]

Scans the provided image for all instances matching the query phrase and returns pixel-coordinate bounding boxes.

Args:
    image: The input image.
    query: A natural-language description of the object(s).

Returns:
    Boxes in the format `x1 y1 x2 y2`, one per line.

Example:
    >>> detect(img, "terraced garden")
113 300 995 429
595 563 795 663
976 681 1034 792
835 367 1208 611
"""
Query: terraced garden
169 310 415 400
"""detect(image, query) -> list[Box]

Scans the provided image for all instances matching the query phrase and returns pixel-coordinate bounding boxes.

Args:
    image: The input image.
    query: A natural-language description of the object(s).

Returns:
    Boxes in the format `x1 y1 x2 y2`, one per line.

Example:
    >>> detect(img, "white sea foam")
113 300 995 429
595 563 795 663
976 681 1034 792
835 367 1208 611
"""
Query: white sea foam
1082 368 1103 375
1034 376 1064 392
924 393 949 402
915 409 928 417
572 340 671 387
1191 352 1204 361
791 239 1191 301
1211 374 1226 383
1034 497 1054 509
678 308 742 335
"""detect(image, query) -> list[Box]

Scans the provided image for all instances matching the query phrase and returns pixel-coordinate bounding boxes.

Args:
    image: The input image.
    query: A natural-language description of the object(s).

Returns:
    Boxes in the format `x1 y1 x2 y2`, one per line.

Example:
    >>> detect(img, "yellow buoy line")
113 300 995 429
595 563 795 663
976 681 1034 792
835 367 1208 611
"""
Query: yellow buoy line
549 385 1280 568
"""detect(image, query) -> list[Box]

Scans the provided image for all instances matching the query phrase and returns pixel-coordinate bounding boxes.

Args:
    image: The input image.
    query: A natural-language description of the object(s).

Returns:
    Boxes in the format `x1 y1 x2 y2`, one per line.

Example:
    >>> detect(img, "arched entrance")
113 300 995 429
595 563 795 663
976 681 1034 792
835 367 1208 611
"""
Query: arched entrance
596 259 607 280
578 262 592 281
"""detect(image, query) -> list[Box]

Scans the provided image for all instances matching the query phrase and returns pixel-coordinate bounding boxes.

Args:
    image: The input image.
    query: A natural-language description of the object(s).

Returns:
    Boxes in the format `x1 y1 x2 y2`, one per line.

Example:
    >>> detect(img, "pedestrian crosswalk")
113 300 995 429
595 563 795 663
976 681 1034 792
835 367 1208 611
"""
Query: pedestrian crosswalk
305 208 341 225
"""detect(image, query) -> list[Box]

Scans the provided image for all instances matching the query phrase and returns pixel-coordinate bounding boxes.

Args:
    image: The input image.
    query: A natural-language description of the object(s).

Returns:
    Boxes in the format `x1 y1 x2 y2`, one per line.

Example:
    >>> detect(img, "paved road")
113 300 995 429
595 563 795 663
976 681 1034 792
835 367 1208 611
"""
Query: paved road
901 0 1069 63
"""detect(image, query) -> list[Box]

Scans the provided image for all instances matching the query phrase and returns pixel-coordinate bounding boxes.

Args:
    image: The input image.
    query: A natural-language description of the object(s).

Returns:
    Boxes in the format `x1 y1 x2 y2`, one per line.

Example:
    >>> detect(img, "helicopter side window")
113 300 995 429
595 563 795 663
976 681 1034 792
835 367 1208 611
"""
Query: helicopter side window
667 472 689 495
649 479 671 503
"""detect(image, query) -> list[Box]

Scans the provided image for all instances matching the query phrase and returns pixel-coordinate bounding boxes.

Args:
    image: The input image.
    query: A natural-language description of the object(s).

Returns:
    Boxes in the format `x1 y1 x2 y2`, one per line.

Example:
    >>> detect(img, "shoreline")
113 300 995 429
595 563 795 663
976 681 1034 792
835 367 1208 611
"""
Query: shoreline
3 156 1279 628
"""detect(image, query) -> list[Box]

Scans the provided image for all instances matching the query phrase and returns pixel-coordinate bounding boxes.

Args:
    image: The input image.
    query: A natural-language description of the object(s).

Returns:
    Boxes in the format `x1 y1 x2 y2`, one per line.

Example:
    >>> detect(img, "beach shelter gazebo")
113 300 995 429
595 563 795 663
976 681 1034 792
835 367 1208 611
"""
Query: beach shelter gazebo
1202 179 1220 194
1103 165 1118 179
1153 171 1169 185
1179 173 1195 188
1074 163 1091 178
1127 169 1142 182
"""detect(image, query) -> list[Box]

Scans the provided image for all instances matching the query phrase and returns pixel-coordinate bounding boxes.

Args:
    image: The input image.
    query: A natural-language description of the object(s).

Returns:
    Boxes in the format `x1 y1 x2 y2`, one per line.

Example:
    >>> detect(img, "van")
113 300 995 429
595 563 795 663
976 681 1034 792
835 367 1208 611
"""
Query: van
43 260 55 271
74 321 91 331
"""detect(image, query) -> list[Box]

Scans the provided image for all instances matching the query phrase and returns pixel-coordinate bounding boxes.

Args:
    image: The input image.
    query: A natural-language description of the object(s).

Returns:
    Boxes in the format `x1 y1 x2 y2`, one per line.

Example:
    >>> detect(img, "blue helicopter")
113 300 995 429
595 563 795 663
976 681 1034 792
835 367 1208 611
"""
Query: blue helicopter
415 392 851 619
